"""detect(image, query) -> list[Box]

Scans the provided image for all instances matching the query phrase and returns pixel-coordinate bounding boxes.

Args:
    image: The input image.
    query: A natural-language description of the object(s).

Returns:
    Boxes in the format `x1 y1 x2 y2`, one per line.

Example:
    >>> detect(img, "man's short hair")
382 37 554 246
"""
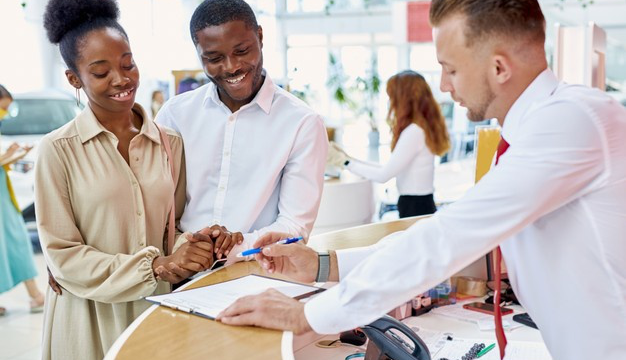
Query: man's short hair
429 0 545 47
190 0 259 45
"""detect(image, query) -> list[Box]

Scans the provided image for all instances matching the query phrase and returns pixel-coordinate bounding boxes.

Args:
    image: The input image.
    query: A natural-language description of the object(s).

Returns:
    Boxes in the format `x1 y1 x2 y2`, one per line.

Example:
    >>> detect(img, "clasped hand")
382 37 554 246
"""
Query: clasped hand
153 225 243 284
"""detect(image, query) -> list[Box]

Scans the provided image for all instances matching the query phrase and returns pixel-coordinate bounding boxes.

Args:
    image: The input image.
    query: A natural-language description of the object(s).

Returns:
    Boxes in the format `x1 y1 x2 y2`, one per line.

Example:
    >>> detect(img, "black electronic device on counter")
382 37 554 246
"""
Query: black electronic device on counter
361 315 431 360
512 313 538 329
340 328 367 346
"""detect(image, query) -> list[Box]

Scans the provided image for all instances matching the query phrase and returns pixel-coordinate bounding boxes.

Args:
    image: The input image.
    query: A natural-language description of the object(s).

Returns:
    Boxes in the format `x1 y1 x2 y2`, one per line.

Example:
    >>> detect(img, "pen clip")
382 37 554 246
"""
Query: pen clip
161 299 193 313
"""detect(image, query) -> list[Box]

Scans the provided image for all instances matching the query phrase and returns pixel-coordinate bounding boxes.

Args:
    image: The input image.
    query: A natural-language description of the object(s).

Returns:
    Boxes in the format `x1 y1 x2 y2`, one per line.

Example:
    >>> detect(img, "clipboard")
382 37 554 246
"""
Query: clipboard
146 274 324 320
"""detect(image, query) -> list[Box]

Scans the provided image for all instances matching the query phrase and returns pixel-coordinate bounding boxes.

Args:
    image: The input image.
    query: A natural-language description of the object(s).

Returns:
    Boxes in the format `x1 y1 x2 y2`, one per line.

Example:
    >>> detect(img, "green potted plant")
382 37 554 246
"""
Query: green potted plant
352 59 381 146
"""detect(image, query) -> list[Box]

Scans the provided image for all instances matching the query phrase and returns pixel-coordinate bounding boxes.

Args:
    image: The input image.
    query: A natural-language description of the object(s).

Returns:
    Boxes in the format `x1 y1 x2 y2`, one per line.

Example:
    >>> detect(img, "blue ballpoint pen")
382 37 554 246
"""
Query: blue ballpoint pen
236 236 303 257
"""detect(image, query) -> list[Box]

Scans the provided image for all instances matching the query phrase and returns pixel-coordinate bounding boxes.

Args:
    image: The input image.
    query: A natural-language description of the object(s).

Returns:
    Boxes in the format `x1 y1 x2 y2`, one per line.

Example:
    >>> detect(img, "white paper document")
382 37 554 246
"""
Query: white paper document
146 274 323 319
430 303 521 331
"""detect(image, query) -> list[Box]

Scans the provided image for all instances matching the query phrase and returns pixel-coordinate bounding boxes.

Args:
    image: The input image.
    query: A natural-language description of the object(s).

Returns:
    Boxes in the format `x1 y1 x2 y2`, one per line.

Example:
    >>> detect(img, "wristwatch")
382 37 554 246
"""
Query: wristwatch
316 251 330 282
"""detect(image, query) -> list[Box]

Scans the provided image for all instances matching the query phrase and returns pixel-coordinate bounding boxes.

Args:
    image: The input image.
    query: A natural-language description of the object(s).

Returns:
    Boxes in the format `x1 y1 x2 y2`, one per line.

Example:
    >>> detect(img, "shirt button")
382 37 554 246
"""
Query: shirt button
137 210 142 216
135 157 140 162
140 242 145 246
224 151 230 157
219 186 225 191
228 116 235 122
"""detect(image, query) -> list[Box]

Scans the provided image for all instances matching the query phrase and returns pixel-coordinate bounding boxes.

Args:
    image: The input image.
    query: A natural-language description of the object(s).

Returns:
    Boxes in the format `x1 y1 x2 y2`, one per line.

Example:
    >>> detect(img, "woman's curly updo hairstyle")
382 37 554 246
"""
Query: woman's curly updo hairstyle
43 0 128 73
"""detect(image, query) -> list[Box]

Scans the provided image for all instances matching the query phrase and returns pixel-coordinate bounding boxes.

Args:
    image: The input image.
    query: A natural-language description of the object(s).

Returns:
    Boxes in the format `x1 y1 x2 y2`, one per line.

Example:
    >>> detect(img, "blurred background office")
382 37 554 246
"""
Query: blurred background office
1 1 626 359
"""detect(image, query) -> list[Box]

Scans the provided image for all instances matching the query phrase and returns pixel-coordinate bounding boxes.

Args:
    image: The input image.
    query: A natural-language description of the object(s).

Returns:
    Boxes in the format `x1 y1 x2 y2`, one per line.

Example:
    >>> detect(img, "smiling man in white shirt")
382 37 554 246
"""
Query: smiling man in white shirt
156 0 328 261
217 1 626 359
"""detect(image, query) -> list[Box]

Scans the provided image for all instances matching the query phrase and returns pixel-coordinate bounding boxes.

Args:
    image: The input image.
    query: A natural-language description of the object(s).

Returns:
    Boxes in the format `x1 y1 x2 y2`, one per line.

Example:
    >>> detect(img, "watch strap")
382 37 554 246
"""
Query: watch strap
316 252 330 282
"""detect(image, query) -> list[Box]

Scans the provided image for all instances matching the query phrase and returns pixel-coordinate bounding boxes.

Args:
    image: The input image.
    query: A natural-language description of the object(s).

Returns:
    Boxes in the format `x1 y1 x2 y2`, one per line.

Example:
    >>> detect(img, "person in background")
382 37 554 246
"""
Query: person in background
217 1 626 360
38 0 240 358
0 84 45 316
328 70 450 218
151 89 165 118
156 0 328 259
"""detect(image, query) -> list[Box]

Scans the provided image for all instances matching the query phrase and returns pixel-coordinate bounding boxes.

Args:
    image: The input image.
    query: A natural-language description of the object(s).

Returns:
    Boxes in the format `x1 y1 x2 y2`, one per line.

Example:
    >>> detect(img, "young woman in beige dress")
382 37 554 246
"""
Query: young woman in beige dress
37 0 241 358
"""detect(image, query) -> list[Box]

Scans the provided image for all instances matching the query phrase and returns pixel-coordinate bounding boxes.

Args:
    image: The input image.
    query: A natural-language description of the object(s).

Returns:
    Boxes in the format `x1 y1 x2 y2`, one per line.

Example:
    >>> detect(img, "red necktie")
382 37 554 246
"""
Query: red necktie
493 136 510 359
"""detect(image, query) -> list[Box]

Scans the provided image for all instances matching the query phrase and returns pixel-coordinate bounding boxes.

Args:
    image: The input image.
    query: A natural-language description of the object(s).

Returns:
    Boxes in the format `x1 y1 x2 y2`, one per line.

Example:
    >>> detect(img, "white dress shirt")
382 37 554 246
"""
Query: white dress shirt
347 123 435 195
305 69 626 360
156 73 328 260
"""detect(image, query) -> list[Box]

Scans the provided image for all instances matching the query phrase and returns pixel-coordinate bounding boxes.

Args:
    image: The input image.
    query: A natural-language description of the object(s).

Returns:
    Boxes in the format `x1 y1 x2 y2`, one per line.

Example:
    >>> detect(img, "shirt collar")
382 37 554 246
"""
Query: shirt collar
76 103 160 144
501 68 559 143
202 70 275 115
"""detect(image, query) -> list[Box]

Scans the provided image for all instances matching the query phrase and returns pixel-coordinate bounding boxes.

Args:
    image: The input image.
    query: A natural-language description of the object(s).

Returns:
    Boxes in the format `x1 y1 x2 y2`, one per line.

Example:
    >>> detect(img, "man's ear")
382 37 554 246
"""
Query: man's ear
257 26 263 49
65 70 82 89
492 54 512 85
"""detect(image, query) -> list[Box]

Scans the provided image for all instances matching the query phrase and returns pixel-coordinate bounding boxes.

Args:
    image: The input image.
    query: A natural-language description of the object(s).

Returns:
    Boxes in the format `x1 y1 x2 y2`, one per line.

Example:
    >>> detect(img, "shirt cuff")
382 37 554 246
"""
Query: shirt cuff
304 286 350 334
141 246 162 291
336 247 373 280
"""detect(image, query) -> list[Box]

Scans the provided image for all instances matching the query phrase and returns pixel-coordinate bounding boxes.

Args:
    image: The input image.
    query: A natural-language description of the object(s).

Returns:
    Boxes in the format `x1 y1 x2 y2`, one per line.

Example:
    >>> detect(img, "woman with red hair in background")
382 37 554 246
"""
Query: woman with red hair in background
329 70 450 218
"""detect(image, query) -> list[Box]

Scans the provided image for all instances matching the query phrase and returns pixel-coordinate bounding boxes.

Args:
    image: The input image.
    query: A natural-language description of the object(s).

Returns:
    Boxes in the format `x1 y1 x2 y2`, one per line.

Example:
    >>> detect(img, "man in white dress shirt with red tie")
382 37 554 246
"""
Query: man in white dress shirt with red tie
156 0 328 261
217 1 626 359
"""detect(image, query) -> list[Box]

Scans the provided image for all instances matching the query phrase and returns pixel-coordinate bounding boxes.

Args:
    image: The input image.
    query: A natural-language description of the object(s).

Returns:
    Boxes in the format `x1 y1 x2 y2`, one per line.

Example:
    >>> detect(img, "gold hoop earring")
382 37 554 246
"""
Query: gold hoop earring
75 88 81 107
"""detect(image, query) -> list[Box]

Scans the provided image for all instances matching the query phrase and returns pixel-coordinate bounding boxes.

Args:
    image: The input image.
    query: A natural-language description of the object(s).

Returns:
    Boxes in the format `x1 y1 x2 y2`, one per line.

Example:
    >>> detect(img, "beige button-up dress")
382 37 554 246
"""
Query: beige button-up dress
34 104 186 360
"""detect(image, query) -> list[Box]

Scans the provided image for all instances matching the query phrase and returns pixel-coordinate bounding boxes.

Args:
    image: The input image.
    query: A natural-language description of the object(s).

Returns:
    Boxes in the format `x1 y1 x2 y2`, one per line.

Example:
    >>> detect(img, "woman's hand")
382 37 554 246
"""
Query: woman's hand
152 240 214 283
196 225 244 259
154 262 195 284
47 267 63 295
1 143 20 158
327 141 351 167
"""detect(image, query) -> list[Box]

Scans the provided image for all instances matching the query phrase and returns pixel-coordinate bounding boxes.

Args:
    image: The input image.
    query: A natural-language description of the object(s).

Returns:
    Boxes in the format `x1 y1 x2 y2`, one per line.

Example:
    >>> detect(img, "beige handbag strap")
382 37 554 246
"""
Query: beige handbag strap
156 124 178 256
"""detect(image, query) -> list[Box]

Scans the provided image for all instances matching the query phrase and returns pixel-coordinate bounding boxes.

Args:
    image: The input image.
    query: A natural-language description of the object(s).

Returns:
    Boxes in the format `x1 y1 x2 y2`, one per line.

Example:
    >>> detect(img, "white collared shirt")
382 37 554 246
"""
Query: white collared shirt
305 69 626 360
347 123 435 195
156 74 328 260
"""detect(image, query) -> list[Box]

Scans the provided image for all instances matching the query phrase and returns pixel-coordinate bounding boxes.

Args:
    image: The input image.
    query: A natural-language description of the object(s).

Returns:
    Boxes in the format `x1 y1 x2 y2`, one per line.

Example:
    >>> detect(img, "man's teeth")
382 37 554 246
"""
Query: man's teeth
112 90 131 98
226 73 247 84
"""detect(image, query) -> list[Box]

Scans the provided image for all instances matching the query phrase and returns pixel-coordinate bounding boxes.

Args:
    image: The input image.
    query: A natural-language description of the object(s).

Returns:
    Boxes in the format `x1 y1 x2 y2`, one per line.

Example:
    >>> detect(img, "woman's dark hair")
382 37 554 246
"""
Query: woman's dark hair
0 84 12 100
43 0 128 73
190 0 259 46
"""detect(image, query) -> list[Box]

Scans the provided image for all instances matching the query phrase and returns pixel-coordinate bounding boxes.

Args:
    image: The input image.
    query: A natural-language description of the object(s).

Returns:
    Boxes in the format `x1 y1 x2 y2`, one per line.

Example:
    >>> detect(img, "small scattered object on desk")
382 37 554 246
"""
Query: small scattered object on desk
463 343 486 360
388 300 413 320
438 342 486 360
476 343 495 358
512 312 538 329
315 339 342 348
345 353 365 360
339 328 367 346
411 292 435 316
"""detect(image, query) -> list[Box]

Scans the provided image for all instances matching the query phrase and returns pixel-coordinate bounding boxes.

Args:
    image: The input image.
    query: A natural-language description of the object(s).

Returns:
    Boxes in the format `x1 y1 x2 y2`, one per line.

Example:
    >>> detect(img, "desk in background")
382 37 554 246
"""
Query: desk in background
313 172 375 235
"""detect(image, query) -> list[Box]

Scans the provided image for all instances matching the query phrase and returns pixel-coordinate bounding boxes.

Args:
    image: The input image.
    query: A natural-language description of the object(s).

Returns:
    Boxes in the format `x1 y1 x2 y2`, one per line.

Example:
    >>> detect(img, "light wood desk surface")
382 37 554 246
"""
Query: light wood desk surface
108 261 289 360
107 216 428 360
